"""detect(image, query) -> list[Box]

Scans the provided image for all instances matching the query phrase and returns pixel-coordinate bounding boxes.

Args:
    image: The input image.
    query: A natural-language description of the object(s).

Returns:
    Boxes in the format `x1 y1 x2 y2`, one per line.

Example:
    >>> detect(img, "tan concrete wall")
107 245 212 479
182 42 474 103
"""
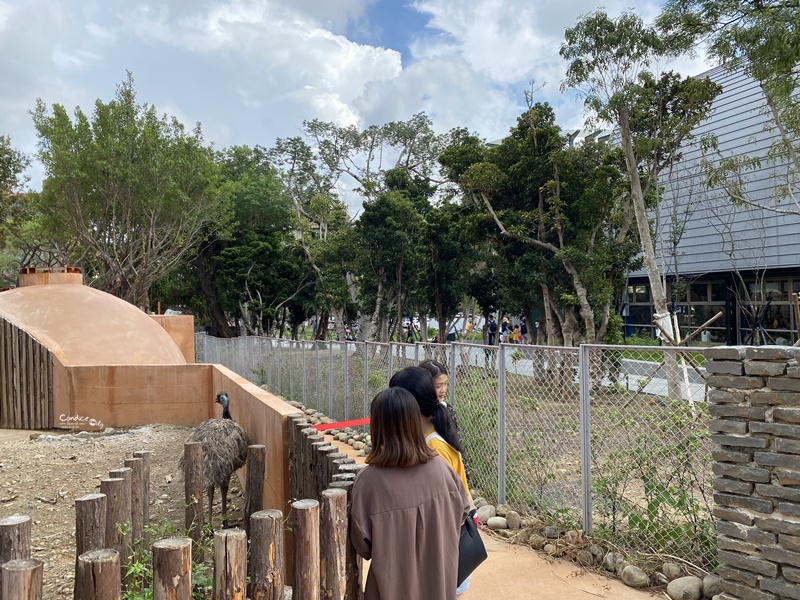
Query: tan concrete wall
63 364 213 428
18 270 83 287
149 315 196 363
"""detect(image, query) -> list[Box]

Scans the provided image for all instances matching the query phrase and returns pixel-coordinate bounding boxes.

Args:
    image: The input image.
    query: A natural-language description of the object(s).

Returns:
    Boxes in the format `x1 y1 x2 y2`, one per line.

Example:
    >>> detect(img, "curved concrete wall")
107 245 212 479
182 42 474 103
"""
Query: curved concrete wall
0 284 186 366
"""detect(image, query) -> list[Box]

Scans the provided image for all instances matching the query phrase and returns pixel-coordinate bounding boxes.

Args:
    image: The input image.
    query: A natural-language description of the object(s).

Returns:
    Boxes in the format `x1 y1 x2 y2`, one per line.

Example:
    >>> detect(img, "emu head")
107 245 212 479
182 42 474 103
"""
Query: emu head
215 392 232 419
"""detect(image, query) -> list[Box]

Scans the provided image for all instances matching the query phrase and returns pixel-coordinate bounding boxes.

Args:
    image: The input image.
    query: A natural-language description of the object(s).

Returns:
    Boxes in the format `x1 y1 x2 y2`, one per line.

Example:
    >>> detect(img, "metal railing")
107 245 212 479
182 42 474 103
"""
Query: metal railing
196 334 715 569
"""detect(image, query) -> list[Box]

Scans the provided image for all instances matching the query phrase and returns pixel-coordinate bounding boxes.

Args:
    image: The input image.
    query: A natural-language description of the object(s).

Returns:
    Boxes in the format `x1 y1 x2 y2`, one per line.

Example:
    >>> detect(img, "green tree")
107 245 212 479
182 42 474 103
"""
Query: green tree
31 73 228 307
658 0 800 214
0 135 30 250
560 10 720 347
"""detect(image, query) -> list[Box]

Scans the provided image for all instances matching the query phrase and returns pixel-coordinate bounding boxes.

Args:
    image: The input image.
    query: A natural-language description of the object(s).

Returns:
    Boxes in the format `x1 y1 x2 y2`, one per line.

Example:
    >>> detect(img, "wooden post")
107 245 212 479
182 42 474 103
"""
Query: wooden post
123 457 144 551
325 453 347 491
213 529 247 600
99 478 127 570
183 441 205 559
289 418 309 502
299 428 317 500
304 434 324 498
75 494 106 558
0 515 31 600
1 558 42 600
75 549 120 600
326 481 361 600
108 467 133 570
317 446 339 491
152 538 192 600
310 442 332 499
292 500 320 600
132 451 152 535
320 489 347 600
249 510 285 600
244 445 266 537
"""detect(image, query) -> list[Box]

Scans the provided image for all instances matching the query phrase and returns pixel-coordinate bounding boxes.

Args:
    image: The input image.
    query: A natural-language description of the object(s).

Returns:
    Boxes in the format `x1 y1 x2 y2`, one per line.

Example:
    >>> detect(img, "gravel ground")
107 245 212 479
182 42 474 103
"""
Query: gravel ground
0 423 245 599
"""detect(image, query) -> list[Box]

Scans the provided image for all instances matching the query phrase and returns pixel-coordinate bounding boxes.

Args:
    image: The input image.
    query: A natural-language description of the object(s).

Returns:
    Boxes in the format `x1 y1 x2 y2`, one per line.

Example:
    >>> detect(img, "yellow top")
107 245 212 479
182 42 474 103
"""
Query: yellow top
424 428 472 503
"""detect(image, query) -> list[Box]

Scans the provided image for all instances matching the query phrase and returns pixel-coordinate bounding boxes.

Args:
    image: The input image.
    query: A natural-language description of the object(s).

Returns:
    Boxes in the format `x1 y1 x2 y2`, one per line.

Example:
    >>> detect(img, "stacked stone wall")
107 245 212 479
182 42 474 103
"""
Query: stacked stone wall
706 345 800 600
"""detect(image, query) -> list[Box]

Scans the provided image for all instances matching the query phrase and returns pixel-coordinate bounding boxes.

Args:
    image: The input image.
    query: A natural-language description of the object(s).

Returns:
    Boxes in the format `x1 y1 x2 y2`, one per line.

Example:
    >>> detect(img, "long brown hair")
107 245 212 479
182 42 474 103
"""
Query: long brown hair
366 387 437 468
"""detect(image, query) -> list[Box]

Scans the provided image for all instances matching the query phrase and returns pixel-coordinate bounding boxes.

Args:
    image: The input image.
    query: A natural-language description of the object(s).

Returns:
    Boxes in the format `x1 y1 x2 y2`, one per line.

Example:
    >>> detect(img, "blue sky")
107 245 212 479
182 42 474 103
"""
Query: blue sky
0 0 712 196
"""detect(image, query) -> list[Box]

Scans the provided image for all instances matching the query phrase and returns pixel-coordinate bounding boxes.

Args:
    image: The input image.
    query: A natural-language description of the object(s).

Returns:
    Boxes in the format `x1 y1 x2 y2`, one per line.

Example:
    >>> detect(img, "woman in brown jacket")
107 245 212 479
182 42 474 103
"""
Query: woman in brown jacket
350 387 471 600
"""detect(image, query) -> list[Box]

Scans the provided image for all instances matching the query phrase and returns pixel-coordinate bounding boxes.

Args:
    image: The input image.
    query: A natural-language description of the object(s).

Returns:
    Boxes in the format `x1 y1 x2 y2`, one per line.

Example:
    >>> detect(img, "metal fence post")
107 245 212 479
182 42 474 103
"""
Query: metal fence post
579 344 593 535
328 342 333 417
344 342 350 421
498 345 507 505
315 341 320 410
414 342 419 363
388 343 394 379
302 341 307 407
364 341 369 417
277 338 282 395
449 344 457 407
289 341 294 402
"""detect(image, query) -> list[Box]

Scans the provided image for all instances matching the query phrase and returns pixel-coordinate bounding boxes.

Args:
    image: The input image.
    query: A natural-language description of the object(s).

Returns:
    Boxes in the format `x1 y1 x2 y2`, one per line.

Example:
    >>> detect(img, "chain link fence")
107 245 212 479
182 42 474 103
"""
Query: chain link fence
196 334 715 569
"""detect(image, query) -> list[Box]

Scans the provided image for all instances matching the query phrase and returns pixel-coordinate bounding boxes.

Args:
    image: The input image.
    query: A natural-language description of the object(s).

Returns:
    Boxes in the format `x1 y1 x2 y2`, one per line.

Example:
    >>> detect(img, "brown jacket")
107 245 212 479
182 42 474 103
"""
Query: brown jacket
350 456 470 600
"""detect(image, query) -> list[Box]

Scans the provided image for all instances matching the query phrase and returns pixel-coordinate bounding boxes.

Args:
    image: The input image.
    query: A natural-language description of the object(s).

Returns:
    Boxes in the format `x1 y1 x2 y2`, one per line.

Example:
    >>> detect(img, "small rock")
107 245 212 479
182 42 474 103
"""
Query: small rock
353 442 364 450
336 433 349 442
621 565 649 588
529 534 546 550
666 576 703 600
703 575 720 599
603 552 617 572
497 529 513 539
544 525 559 539
29 434 41 440
506 511 521 530
495 503 510 517
663 562 683 581
653 572 669 586
347 439 355 446
357 449 366 457
474 498 488 509
588 544 605 563
543 543 556 554
304 408 316 415
476 505 496 524
576 549 594 566
615 558 630 577
486 516 508 530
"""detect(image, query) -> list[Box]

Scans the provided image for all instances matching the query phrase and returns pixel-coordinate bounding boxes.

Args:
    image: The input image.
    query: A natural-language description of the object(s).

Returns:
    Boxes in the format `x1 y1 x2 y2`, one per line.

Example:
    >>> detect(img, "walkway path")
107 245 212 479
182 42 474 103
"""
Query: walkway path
469 532 653 600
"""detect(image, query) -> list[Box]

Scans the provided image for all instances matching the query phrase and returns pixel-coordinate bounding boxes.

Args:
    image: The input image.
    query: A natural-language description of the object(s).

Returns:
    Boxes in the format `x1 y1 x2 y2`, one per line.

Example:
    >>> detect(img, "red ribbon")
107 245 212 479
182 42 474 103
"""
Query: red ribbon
310 417 371 431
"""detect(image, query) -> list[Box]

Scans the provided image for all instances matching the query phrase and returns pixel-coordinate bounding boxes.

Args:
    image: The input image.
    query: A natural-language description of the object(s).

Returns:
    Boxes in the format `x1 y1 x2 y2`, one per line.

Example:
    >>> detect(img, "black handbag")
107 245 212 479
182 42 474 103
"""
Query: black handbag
457 516 487 586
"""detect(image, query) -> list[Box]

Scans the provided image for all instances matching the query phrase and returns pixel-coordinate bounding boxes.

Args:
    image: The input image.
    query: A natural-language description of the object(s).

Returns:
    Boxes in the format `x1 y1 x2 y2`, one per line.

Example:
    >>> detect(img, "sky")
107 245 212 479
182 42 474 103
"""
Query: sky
0 0 713 200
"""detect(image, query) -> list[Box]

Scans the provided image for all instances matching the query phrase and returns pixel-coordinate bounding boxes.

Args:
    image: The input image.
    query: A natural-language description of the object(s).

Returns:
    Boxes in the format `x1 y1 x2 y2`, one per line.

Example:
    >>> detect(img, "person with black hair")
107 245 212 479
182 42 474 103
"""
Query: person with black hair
350 387 470 600
417 359 471 483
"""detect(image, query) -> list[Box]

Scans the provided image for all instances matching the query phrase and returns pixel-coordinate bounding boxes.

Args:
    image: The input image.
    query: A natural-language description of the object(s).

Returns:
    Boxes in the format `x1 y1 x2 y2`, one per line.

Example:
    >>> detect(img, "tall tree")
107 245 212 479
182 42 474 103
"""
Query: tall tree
658 0 800 214
0 135 30 250
31 73 228 307
560 10 721 344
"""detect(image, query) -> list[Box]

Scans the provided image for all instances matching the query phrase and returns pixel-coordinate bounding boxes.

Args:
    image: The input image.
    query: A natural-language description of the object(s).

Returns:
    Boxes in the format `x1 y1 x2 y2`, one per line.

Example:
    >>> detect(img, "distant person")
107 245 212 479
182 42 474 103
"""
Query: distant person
520 318 528 343
406 321 414 343
512 324 521 343
351 387 470 600
500 318 510 344
487 315 497 345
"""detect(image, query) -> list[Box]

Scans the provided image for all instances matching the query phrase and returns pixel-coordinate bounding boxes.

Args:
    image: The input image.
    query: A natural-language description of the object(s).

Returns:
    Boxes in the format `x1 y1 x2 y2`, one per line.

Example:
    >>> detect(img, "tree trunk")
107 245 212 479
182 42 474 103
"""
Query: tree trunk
195 242 235 338
618 107 682 399
368 276 386 342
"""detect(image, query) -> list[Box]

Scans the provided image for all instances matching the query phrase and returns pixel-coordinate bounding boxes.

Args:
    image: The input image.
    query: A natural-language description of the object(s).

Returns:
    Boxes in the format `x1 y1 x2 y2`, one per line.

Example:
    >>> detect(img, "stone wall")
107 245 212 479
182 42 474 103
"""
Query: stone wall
706 345 800 600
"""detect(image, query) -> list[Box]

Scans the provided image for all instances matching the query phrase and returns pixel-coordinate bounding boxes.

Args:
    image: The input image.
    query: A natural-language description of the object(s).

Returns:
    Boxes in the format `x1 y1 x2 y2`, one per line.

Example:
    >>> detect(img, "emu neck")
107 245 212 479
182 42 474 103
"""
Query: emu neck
221 405 232 419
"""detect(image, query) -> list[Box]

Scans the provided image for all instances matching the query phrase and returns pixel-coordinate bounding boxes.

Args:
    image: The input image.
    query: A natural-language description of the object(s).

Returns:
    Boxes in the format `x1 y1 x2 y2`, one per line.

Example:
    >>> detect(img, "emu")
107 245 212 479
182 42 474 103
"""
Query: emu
180 391 249 527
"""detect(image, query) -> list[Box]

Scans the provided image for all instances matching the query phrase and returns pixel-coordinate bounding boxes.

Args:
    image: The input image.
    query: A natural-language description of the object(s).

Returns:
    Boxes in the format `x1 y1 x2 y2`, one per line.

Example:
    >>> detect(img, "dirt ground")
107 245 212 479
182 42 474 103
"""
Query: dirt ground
0 424 244 599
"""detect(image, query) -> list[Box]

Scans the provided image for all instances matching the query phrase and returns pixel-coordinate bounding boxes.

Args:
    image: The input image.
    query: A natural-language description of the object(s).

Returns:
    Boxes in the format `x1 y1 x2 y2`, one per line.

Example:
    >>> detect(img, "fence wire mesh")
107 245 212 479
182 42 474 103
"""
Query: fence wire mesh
585 345 714 571
196 334 715 569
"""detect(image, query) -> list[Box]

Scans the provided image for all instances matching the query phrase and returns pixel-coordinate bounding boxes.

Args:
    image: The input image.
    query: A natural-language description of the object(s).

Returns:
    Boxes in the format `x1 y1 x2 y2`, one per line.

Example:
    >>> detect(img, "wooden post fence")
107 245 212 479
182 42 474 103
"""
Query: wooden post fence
0 515 31 600
152 538 192 600
292 500 320 600
132 450 152 539
213 529 247 600
123 457 144 551
1 558 43 600
75 549 120 600
249 510 284 600
244 444 266 537
320 489 347 600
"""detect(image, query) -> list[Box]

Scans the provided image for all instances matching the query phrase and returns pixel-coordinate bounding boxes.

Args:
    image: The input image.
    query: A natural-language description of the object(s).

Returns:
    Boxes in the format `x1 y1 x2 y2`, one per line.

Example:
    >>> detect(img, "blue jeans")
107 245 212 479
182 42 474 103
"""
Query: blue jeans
457 575 470 595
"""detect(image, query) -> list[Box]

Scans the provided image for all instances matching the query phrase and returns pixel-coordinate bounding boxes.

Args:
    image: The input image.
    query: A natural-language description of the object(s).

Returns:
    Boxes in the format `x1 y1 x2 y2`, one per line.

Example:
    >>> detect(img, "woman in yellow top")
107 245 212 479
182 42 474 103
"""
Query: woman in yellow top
389 366 476 595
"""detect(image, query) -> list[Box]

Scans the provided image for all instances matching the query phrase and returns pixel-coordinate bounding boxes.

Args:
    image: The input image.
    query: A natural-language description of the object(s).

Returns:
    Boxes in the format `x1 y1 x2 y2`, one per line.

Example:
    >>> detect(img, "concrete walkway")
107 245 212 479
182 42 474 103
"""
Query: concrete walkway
467 532 653 600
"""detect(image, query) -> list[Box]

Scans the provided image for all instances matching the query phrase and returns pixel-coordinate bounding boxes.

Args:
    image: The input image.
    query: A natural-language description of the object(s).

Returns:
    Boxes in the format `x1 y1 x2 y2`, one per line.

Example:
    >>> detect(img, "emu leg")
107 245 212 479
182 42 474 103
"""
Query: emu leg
208 485 215 528
221 479 229 527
